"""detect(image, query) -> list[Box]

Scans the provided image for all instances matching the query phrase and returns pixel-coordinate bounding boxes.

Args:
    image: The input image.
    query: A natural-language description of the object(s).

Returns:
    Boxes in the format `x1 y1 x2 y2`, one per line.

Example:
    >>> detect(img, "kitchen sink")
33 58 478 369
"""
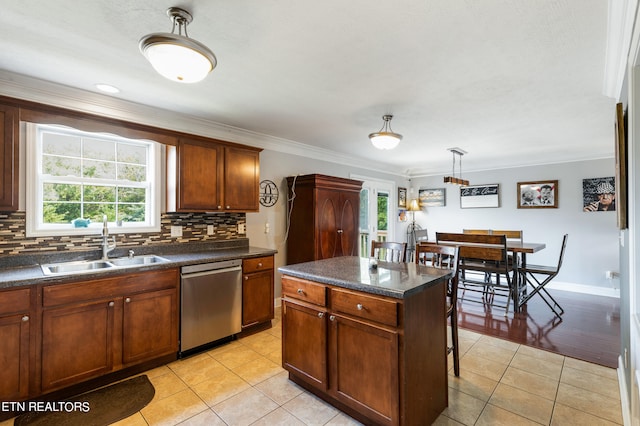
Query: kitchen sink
109 255 170 267
41 255 170 276
42 260 114 275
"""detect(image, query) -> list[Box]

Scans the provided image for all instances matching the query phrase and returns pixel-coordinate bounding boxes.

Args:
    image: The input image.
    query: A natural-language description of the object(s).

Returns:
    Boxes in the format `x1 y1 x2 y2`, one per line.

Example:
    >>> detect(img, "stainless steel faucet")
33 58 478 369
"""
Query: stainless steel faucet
101 215 116 260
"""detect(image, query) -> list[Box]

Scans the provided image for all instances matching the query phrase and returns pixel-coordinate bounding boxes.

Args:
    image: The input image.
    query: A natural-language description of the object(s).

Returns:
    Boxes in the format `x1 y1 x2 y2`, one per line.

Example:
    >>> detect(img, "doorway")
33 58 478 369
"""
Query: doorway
354 176 395 258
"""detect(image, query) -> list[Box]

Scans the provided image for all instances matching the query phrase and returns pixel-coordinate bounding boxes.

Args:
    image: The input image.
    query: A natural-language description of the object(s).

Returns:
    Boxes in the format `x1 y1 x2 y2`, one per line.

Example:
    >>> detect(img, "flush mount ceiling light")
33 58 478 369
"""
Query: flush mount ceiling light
443 148 470 186
369 114 403 150
139 7 217 83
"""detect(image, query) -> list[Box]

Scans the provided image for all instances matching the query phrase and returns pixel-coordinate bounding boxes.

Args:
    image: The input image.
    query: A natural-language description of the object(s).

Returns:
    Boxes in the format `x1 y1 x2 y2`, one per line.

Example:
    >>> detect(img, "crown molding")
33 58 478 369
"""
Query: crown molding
603 0 638 99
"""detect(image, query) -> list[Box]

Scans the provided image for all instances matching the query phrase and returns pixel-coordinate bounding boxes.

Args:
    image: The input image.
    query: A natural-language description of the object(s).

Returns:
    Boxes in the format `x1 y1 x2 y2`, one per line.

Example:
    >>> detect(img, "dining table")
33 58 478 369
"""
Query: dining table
426 238 546 312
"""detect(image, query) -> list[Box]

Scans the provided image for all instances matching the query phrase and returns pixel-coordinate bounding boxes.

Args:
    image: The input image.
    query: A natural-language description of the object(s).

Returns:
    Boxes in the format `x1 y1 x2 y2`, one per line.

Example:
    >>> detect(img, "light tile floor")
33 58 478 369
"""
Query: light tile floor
2 312 623 426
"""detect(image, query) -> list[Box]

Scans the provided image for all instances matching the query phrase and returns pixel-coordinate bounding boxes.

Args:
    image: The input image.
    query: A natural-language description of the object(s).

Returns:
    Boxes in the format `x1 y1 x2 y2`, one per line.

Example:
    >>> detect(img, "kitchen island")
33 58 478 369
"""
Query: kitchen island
278 256 451 426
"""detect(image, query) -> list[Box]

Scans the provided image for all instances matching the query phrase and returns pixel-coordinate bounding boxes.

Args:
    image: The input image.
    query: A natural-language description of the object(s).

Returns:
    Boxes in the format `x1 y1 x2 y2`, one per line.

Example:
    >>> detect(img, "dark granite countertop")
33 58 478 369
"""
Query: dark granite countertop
278 256 451 299
0 240 277 289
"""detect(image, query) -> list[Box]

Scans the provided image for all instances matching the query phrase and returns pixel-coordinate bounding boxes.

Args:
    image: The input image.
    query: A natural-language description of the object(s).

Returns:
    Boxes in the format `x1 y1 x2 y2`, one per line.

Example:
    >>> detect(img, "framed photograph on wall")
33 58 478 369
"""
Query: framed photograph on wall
583 177 616 212
517 180 558 209
460 184 500 209
398 187 407 208
615 103 628 228
418 188 446 207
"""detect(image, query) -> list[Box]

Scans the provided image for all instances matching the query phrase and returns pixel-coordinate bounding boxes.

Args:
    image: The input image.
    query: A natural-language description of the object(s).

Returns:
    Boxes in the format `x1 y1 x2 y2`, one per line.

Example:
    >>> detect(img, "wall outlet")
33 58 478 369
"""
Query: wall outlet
265 222 270 234
207 224 214 235
170 225 182 238
605 271 619 279
238 223 246 234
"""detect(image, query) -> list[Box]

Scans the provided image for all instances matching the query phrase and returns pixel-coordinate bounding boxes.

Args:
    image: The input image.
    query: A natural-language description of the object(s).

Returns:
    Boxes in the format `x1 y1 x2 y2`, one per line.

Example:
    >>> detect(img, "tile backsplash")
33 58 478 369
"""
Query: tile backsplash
0 211 246 256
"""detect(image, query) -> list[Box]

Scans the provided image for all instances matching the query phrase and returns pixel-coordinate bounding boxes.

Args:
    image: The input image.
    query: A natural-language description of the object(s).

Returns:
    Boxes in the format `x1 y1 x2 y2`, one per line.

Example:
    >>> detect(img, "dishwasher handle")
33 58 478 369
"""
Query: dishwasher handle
181 265 241 279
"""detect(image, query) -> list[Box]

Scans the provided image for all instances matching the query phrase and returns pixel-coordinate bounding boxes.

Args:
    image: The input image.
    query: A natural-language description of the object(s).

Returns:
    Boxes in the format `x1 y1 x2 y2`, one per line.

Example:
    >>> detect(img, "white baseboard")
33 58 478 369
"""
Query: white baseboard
545 281 620 298
619 356 631 426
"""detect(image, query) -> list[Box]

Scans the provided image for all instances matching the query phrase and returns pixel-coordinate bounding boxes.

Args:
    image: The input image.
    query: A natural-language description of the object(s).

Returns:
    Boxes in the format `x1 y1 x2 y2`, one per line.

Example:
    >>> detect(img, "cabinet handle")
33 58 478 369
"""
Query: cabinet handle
245 276 249 280
337 229 343 234
329 315 336 321
318 312 324 318
108 301 115 307
297 288 304 295
258 262 263 267
22 315 29 322
217 205 222 209
226 205 230 209
356 303 363 310
125 297 131 303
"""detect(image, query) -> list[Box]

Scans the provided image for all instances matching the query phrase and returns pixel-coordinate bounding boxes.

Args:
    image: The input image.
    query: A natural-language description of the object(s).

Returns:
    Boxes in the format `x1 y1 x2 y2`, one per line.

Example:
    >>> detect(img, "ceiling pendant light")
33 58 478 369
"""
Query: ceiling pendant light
443 148 470 186
369 115 403 150
139 7 217 83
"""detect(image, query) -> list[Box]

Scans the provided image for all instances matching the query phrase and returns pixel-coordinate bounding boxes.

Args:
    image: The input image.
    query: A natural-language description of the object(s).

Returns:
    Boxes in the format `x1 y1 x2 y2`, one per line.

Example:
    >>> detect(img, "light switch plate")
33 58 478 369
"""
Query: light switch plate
238 223 246 234
207 225 214 235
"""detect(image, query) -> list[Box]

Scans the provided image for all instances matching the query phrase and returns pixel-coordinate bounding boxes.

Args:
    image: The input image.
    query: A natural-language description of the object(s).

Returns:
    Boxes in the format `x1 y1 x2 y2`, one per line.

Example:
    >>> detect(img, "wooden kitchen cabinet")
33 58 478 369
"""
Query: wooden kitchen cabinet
282 276 400 425
286 174 362 264
242 256 274 328
174 138 261 212
0 287 32 401
0 103 19 211
40 268 179 393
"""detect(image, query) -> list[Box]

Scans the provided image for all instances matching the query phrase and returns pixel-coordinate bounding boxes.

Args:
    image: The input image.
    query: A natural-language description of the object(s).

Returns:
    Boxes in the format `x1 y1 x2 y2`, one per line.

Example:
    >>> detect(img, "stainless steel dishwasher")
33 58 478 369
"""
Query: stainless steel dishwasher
180 259 242 357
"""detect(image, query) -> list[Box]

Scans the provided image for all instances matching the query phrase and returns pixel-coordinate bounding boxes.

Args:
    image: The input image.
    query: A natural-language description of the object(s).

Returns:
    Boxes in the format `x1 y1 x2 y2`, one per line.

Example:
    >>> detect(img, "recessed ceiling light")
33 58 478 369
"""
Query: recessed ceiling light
95 84 120 94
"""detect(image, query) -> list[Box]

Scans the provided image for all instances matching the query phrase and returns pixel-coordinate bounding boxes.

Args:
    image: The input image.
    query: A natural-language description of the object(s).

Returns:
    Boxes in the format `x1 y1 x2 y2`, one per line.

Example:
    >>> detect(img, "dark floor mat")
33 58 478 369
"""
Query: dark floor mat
14 375 155 426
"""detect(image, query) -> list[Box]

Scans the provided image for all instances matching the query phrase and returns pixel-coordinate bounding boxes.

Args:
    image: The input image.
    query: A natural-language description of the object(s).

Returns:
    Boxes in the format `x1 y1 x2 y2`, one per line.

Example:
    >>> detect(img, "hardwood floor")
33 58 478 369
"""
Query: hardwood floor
456 287 620 368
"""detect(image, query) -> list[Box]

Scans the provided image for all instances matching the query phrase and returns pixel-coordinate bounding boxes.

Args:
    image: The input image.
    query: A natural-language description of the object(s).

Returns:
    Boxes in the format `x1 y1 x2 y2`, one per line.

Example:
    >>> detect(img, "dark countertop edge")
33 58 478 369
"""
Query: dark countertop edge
0 245 277 290
278 259 451 300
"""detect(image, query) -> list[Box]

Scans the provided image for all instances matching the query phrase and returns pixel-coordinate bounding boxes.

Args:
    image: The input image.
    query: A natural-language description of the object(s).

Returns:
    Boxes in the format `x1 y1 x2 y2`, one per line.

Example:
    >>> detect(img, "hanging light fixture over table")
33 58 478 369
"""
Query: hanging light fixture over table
443 148 469 186
369 115 403 150
139 7 217 83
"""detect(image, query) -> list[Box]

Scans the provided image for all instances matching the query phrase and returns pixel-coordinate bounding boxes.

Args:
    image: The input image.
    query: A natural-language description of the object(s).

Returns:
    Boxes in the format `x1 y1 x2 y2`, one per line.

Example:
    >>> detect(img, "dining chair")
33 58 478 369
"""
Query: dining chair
416 243 460 376
462 229 491 235
371 241 407 263
520 234 568 318
436 232 515 316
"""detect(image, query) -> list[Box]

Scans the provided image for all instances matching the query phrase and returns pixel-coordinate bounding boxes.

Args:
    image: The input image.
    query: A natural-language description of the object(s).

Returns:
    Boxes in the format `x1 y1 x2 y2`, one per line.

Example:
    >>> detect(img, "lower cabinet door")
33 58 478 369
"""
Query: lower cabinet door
122 288 178 365
282 300 328 390
0 313 30 400
242 270 274 327
41 300 115 392
329 314 399 426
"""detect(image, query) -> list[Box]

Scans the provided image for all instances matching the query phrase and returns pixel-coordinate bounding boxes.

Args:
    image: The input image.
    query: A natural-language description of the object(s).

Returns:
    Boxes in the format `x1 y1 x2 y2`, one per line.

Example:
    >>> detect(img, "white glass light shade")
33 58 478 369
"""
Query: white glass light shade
369 133 402 150
139 33 217 83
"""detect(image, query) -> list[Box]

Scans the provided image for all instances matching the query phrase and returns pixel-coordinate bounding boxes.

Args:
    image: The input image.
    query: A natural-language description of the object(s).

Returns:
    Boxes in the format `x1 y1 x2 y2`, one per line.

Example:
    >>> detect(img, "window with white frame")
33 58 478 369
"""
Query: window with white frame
26 123 161 237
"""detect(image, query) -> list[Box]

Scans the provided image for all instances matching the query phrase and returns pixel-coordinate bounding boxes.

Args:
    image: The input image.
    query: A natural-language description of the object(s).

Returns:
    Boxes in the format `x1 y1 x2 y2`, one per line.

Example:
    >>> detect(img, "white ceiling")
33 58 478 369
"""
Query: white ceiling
0 0 623 176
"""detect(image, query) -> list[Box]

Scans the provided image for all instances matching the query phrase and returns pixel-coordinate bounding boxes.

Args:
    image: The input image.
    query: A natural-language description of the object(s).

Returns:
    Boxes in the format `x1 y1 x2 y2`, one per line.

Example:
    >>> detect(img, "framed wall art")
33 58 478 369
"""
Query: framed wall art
583 177 616 212
460 184 500 209
398 187 407 208
615 103 628 228
517 180 558 209
418 188 446 207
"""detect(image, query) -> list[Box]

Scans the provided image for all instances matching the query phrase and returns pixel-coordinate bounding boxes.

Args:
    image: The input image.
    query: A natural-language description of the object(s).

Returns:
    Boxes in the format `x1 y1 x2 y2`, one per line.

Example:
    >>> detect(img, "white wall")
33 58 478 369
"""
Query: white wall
408 158 619 290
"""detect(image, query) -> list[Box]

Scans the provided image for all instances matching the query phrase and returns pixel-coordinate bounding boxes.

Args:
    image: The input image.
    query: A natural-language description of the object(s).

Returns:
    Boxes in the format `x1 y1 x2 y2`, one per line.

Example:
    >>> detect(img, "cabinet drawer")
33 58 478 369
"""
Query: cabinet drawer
331 288 398 327
282 276 326 307
0 288 30 315
243 256 273 273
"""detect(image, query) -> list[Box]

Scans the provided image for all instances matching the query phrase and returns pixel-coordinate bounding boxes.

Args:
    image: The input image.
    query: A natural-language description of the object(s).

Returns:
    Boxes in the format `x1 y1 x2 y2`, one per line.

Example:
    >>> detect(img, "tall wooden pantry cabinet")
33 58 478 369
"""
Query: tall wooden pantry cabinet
286 174 362 265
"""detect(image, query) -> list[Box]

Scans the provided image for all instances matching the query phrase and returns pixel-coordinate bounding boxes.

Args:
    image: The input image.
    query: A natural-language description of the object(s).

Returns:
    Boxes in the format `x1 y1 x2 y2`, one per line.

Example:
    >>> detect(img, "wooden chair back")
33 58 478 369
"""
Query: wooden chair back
371 241 407 263
492 229 523 242
435 232 508 263
463 229 491 235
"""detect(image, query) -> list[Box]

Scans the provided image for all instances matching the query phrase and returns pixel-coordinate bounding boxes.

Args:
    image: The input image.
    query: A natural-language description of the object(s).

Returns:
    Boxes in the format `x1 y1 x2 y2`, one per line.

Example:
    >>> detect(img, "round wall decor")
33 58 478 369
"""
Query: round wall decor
259 180 279 207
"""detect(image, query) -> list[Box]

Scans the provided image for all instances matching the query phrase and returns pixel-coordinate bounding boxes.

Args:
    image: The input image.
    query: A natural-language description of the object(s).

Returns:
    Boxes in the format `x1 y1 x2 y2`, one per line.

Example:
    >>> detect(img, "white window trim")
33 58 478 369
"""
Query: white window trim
25 123 162 237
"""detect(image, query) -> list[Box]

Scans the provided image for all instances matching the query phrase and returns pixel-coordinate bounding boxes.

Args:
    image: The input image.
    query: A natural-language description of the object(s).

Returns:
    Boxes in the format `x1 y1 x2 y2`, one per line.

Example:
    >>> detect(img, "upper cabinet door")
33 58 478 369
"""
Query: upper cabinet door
172 139 261 213
0 104 18 211
176 139 224 212
223 146 260 212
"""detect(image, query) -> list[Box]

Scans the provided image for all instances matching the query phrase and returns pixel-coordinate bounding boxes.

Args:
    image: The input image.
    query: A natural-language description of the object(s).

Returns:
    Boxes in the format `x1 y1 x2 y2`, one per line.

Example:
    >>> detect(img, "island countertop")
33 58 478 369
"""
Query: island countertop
278 256 451 299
